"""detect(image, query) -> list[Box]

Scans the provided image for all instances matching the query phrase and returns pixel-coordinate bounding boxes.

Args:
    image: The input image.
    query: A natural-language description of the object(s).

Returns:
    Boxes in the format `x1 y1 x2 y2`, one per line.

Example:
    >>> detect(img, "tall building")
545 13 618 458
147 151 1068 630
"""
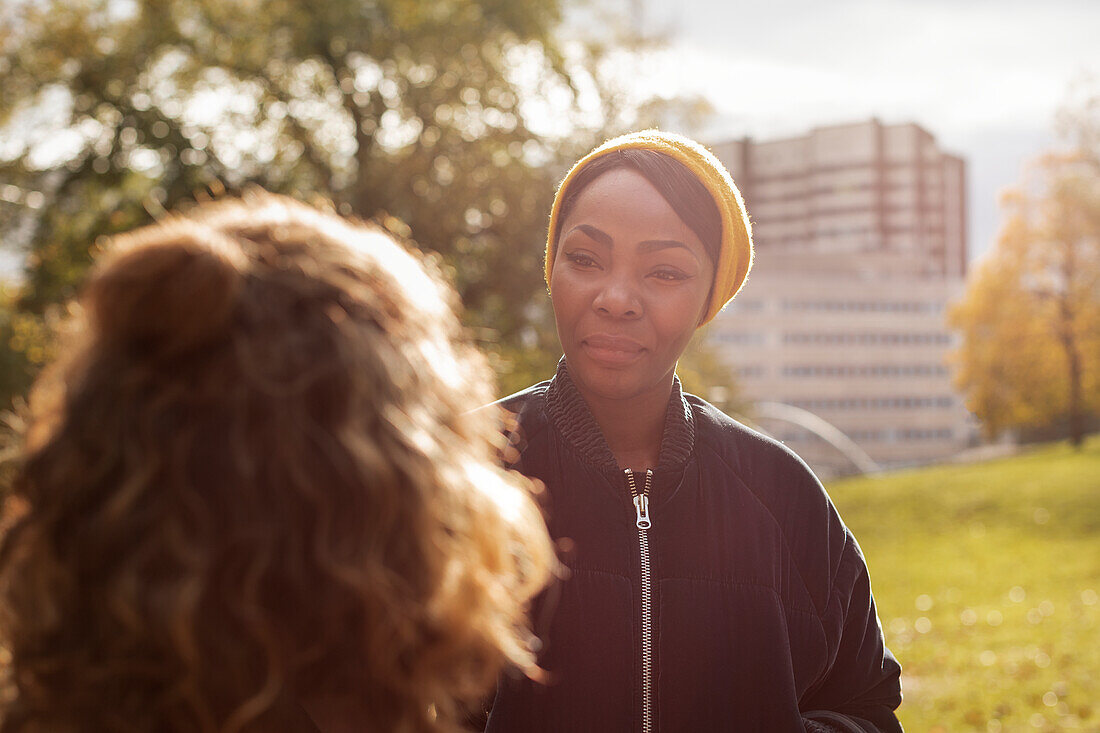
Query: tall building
708 119 976 475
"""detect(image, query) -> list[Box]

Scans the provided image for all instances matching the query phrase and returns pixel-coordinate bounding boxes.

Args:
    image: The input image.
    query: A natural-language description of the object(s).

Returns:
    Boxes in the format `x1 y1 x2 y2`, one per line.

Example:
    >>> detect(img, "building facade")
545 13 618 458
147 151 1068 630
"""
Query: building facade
708 119 976 475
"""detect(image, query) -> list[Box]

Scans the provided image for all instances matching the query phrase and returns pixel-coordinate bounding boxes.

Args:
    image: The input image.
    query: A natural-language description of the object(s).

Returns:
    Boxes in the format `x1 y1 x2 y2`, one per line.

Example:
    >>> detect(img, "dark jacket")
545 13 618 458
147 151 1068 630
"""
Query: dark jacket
485 364 903 733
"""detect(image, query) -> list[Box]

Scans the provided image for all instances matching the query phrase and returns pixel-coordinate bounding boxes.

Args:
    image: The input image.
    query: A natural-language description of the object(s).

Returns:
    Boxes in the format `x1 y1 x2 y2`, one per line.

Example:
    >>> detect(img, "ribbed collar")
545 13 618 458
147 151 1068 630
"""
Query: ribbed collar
544 358 695 472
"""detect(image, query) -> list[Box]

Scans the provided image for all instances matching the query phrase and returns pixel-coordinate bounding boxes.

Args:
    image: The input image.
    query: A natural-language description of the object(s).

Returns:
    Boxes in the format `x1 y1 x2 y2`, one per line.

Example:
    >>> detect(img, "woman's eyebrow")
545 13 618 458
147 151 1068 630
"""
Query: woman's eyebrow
565 224 612 246
638 239 690 253
564 226 699 261
639 240 704 266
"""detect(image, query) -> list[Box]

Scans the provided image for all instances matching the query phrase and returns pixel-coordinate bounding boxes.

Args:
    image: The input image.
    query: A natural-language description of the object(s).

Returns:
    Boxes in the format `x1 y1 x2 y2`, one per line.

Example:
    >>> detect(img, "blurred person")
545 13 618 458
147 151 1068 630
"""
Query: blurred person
483 131 903 732
0 193 553 733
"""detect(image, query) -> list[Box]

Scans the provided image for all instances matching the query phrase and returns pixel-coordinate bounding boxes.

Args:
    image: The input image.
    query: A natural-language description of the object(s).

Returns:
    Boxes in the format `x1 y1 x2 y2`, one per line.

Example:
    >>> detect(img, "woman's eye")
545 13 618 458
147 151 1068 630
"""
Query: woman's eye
652 268 688 281
565 251 597 268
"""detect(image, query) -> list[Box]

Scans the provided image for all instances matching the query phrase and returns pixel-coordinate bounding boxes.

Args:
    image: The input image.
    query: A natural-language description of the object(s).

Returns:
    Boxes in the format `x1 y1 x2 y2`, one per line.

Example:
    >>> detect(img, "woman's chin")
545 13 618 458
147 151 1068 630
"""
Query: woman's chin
568 359 669 405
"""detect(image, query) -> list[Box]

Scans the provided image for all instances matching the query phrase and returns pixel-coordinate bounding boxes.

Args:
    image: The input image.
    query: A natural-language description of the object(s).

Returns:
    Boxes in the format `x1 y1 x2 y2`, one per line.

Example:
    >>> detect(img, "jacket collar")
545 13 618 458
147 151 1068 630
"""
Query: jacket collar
544 358 695 472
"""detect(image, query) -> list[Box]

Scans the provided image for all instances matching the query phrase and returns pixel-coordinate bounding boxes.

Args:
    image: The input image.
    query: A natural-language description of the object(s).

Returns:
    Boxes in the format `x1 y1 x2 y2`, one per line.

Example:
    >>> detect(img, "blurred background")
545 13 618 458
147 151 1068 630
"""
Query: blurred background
0 0 1097 730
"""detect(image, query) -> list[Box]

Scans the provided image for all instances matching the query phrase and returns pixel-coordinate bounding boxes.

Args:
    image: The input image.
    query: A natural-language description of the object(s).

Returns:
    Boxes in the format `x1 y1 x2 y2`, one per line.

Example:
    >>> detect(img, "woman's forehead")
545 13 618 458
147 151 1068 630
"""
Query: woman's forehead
566 169 684 222
562 169 709 255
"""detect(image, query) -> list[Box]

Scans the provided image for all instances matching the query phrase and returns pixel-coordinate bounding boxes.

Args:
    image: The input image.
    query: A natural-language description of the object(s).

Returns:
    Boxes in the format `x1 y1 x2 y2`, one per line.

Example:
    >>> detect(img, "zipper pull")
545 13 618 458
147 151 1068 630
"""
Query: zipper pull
633 493 652 530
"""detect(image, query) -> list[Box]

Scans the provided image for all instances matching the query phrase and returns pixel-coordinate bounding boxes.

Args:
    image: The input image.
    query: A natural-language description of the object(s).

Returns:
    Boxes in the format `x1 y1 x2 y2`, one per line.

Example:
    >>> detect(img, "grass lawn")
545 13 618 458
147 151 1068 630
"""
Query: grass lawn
828 435 1100 732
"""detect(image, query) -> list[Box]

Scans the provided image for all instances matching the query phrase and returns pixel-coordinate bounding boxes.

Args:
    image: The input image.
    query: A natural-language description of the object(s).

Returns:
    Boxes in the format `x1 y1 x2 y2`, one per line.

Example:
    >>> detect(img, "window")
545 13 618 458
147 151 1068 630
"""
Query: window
780 364 950 379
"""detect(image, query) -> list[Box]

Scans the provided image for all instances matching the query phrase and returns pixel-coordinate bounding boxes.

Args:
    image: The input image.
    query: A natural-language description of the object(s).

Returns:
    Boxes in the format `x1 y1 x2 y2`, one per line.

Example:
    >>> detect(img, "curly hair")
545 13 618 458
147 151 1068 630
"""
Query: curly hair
0 193 553 733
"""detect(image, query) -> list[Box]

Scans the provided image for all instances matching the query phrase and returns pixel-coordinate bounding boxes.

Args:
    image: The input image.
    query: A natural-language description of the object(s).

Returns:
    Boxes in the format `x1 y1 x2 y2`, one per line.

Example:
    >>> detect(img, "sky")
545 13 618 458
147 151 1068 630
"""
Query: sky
605 0 1099 263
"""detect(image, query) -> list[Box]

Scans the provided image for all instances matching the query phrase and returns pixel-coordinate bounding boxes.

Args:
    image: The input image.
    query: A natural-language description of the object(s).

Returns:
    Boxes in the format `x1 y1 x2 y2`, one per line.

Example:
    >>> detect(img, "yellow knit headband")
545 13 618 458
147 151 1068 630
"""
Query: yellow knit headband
544 129 754 326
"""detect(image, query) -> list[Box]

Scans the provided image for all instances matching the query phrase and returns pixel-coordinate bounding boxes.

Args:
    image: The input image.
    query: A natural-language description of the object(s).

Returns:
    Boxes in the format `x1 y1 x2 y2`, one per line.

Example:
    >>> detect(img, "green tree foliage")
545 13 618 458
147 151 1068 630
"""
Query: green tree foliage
949 89 1100 447
0 0 578 399
677 326 745 417
0 283 37 408
0 0 738 409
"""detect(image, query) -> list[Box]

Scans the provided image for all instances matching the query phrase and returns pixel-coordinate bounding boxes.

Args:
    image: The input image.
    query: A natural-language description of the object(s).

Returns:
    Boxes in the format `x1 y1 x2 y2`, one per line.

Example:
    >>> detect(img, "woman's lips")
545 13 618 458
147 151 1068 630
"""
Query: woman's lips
580 334 645 366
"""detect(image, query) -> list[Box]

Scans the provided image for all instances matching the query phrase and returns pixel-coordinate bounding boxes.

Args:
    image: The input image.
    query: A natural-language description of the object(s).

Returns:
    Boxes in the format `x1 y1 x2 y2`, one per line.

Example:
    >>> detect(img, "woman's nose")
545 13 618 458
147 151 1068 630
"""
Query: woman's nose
593 274 641 318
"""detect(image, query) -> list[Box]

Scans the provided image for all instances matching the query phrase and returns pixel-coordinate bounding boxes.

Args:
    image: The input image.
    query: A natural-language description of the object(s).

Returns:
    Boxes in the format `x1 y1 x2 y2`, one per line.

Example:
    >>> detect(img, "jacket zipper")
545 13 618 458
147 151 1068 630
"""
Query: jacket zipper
625 468 654 733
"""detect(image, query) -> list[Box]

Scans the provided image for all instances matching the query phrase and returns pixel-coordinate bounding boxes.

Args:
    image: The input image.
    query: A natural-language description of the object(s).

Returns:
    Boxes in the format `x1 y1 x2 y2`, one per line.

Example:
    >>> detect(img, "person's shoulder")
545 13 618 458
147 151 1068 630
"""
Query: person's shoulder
686 393 855 611
687 394 817 484
686 393 844 531
492 381 551 437
484 380 553 453
493 380 551 415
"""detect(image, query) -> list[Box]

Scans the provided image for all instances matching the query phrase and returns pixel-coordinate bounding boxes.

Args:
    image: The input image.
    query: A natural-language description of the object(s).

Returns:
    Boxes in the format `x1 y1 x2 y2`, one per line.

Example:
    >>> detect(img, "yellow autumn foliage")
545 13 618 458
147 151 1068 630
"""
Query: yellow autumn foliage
949 148 1100 444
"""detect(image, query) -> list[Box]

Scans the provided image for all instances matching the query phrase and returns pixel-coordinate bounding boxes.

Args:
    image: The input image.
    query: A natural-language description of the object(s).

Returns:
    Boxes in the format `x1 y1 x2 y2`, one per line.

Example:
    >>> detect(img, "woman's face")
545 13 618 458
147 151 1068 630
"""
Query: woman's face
550 167 715 404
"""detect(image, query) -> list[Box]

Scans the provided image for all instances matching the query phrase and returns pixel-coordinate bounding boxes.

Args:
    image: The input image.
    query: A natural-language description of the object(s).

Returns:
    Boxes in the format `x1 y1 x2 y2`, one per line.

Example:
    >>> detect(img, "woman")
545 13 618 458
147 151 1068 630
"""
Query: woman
486 132 903 732
0 193 553 733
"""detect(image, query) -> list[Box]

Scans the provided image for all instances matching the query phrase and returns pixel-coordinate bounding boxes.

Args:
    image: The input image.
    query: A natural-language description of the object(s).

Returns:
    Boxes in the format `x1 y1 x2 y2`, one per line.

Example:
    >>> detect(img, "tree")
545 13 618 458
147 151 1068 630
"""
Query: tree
677 326 746 418
949 91 1100 447
0 0 582 402
0 0 738 411
0 283 38 411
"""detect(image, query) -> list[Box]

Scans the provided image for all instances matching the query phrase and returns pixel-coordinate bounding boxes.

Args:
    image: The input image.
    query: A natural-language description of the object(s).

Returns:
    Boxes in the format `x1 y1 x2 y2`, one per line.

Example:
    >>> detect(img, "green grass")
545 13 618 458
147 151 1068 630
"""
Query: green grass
828 436 1100 732
3 434 1092 728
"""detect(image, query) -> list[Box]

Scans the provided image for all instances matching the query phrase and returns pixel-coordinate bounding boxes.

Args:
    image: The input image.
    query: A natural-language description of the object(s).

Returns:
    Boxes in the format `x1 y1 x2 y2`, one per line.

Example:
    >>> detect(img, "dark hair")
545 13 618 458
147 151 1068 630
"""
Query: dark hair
0 193 553 733
553 148 722 264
